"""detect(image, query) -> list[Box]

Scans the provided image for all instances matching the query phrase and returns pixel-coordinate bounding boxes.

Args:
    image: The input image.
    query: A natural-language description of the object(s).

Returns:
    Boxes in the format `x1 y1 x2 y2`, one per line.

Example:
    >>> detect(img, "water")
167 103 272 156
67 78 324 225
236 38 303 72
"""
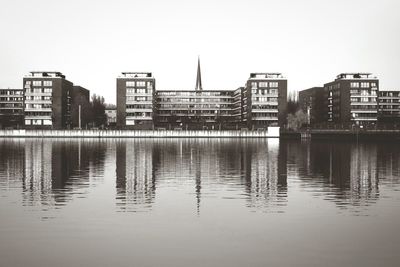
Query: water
0 138 400 267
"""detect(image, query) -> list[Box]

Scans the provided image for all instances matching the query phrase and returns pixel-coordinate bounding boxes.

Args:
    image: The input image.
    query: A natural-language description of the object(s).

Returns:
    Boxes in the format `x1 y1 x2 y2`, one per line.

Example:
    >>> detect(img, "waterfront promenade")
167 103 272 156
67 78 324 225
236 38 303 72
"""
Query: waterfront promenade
0 127 280 138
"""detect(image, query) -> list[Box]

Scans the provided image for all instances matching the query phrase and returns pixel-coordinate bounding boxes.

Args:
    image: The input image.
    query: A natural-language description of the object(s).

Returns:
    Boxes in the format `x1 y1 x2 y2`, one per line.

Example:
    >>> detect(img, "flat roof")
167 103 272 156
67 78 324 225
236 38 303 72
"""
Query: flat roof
27 71 66 78
249 73 285 79
335 73 376 79
120 72 153 78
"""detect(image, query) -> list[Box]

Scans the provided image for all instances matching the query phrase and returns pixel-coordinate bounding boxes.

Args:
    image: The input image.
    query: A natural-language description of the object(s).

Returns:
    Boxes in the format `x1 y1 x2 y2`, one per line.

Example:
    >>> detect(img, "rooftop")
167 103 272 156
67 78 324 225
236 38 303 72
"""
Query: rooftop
335 73 377 80
27 71 66 78
119 72 153 78
249 73 285 79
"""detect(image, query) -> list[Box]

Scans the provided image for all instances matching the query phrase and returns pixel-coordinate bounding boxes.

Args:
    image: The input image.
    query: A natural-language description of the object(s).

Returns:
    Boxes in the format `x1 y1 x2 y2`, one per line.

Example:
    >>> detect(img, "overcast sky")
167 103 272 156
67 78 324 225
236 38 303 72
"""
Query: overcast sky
0 0 399 104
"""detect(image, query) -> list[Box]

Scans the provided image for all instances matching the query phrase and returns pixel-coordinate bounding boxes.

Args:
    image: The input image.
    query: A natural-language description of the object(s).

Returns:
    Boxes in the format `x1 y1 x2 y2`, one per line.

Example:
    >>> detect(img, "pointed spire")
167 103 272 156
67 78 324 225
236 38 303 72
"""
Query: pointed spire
195 56 202 91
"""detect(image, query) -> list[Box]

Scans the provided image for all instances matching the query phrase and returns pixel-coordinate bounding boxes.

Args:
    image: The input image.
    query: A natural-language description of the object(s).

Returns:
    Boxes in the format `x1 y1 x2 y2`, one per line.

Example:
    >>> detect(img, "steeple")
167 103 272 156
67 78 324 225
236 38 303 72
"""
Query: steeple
195 56 202 91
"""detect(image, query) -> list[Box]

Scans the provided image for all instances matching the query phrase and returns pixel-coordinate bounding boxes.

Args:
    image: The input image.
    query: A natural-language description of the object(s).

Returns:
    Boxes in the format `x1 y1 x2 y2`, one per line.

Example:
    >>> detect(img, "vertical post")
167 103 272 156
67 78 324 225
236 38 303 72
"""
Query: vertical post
79 105 81 129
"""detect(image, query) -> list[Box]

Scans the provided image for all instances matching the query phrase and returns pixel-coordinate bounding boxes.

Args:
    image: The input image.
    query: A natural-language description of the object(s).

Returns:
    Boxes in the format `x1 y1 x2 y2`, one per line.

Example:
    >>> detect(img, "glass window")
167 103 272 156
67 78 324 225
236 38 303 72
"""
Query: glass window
43 81 52 86
361 82 369 88
350 82 359 88
259 82 268 88
126 81 135 87
33 81 42 86
269 82 278 88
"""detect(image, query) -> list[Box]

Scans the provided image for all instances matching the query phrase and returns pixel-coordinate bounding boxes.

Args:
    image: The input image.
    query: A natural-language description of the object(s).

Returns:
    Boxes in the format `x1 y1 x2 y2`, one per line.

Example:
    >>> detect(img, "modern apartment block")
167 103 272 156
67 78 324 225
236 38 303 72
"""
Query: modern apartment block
116 72 156 129
155 90 235 129
324 73 379 125
116 70 287 129
378 90 400 123
0 88 24 128
244 73 287 128
23 71 90 129
298 87 324 124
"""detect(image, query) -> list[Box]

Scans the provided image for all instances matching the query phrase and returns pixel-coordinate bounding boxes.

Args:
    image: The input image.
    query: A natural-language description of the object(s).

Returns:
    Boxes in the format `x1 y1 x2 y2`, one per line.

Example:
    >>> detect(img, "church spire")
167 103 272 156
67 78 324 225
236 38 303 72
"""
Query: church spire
195 56 202 91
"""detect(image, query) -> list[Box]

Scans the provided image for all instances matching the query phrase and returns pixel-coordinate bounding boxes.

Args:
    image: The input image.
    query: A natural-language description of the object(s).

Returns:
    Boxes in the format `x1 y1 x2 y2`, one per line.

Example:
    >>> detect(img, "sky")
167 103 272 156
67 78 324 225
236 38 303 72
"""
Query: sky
0 0 399 104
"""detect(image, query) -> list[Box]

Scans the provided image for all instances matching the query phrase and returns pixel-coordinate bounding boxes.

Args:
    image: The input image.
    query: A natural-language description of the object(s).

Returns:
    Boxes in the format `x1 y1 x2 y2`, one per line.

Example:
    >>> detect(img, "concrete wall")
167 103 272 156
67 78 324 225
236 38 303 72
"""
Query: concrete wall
0 127 280 138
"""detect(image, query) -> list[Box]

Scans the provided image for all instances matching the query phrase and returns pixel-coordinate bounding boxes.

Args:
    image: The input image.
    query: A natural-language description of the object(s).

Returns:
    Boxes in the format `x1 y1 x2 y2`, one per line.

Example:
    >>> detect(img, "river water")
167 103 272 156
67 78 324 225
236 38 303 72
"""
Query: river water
0 138 399 267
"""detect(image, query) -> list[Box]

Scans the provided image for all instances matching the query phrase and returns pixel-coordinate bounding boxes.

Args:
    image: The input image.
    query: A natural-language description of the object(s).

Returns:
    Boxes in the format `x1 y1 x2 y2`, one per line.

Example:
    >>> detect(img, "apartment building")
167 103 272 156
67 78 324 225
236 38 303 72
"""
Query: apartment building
298 87 324 125
324 73 379 125
115 64 288 129
155 90 235 129
0 88 24 128
378 90 400 123
23 71 90 129
244 73 287 128
116 72 156 129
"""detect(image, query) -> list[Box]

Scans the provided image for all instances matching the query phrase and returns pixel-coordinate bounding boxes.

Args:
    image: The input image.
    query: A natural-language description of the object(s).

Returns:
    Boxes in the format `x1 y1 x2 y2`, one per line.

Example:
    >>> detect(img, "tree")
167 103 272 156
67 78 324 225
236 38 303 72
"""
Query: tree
287 109 308 131
90 94 106 127
287 91 299 115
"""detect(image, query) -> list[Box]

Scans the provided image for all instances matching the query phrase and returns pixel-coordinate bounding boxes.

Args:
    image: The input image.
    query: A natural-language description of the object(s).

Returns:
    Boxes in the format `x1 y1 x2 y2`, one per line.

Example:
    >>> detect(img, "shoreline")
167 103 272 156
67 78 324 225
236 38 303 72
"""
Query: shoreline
0 128 280 138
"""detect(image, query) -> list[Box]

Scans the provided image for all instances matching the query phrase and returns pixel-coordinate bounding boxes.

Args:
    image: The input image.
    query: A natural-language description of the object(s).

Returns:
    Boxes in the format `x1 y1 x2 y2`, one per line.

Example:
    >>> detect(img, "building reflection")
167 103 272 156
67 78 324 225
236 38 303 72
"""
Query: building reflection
0 139 25 189
115 139 287 213
241 139 288 211
288 140 380 207
376 142 400 186
22 139 106 208
116 140 157 212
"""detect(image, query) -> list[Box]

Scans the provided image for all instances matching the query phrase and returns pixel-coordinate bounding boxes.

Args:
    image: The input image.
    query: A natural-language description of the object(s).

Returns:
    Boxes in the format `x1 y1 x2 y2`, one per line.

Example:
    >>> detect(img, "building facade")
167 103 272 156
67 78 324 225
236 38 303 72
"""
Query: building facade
0 88 24 128
298 87 324 125
244 73 287 128
116 72 156 129
155 90 235 129
324 73 379 126
378 90 400 123
105 107 117 127
116 70 288 129
23 71 90 129
71 85 90 128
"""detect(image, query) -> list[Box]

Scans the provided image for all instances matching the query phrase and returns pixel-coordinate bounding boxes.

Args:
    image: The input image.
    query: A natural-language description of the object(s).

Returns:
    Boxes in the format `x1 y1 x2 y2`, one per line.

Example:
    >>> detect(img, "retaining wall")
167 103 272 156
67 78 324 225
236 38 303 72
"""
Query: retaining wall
0 127 280 138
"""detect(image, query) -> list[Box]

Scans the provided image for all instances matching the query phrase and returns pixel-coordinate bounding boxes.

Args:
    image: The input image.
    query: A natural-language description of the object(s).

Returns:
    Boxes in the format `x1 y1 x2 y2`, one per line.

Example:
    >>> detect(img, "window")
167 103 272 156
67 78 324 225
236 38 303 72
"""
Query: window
251 82 257 89
33 81 42 86
269 89 278 94
43 81 52 86
43 88 52 93
126 81 135 87
269 82 278 88
259 82 268 87
136 81 146 87
350 82 359 88
361 82 369 88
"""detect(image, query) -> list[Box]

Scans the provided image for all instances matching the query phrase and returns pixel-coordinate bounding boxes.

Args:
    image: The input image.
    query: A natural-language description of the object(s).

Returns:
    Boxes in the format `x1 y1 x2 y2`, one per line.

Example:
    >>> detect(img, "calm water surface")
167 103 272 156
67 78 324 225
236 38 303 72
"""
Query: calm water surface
0 138 400 267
